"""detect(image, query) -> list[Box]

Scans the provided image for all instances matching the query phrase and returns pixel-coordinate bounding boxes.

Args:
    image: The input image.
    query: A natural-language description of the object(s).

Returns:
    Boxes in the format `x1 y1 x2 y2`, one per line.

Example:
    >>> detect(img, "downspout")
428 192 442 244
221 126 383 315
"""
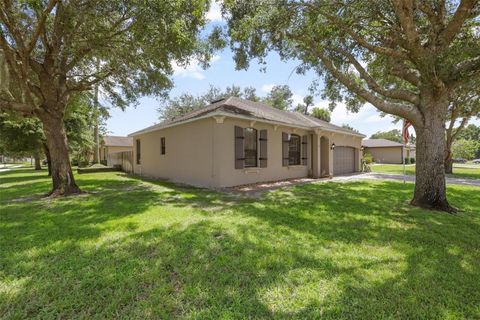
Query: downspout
310 133 314 177
211 119 215 185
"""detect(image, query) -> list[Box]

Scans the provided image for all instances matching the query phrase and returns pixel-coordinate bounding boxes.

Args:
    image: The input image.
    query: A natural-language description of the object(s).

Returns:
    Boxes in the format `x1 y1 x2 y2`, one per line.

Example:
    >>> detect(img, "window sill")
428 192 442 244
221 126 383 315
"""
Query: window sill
287 165 306 169
243 168 262 174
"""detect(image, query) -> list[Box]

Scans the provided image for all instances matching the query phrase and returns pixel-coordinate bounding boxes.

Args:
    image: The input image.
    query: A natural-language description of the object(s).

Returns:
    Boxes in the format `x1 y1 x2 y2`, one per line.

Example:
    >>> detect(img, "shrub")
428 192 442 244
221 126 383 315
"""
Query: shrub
410 158 415 164
363 153 373 164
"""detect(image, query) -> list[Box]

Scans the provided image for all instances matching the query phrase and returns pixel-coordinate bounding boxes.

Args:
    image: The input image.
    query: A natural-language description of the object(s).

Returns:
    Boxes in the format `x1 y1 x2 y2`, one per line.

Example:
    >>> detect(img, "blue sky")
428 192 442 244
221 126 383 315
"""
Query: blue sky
104 3 413 138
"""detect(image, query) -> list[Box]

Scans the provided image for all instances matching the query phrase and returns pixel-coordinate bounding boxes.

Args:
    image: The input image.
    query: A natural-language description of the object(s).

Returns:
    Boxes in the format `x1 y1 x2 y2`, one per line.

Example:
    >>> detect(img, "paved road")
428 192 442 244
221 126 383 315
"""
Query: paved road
338 172 480 187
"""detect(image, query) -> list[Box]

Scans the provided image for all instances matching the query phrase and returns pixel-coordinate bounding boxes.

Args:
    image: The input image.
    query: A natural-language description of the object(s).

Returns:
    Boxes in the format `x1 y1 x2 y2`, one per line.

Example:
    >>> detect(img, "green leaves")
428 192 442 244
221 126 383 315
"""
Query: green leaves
222 0 480 119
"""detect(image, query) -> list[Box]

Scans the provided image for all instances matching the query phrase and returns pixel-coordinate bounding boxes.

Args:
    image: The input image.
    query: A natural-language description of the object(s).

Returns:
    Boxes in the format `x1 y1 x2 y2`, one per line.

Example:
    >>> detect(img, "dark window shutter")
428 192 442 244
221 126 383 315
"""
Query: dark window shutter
259 129 268 168
282 132 289 167
301 135 308 165
235 126 245 169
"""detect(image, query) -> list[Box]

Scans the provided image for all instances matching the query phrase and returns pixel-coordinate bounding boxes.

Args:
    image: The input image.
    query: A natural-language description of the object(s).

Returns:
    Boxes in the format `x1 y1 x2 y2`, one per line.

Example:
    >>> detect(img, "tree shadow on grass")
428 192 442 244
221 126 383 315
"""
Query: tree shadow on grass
0 177 159 254
0 168 49 185
1 174 479 318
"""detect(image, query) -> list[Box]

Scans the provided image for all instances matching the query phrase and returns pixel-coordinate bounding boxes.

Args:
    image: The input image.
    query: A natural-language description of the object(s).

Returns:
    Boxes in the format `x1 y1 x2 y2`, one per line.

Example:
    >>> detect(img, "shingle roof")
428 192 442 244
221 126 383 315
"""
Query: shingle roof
362 139 403 148
130 96 365 137
102 135 133 147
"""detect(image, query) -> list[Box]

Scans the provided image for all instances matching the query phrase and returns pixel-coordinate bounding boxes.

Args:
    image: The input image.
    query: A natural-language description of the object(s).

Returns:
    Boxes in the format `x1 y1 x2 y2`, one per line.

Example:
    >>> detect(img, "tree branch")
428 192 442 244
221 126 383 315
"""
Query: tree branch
320 13 409 60
448 56 480 86
315 48 423 125
66 69 114 92
388 60 420 86
439 0 477 46
451 116 469 141
327 47 420 105
391 0 427 59
0 2 27 53
0 98 34 114
25 0 58 55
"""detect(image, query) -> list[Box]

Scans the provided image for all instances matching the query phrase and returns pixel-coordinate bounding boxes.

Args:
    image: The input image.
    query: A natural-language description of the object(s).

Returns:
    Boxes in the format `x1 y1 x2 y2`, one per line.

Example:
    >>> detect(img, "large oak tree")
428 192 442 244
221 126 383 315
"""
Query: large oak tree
0 0 216 195
222 0 480 212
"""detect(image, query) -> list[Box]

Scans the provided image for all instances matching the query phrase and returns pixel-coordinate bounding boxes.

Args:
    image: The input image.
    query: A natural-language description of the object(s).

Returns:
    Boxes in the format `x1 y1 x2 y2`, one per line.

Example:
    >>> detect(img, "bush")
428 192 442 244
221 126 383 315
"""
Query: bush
410 158 415 164
453 139 479 160
78 161 89 168
363 153 373 164
404 157 410 164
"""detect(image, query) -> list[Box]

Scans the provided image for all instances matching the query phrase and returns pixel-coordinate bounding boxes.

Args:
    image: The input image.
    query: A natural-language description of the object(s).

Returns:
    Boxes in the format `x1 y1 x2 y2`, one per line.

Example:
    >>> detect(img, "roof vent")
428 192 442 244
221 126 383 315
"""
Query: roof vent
210 97 226 104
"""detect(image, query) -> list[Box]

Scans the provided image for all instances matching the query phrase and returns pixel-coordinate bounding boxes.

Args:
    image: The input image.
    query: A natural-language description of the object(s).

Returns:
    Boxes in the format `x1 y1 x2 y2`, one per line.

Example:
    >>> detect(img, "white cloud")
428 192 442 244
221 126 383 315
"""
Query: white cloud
364 114 386 123
206 2 223 22
292 94 304 106
302 97 400 136
172 55 220 80
261 84 275 92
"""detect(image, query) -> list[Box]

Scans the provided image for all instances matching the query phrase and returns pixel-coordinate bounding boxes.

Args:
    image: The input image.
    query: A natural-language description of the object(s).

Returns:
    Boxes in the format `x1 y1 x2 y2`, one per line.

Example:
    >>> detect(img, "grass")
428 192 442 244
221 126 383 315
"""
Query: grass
371 163 480 180
1 168 479 319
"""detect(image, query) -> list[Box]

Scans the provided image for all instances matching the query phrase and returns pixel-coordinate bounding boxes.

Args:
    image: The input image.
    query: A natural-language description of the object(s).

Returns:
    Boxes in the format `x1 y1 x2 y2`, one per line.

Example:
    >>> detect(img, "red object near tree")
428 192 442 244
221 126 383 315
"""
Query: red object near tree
403 120 412 144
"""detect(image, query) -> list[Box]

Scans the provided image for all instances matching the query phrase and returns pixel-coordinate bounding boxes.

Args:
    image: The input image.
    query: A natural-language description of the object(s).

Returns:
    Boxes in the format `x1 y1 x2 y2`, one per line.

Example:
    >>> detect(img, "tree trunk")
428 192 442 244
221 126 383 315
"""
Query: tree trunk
34 152 42 170
445 151 453 174
93 123 100 164
42 142 52 176
444 128 454 174
38 112 81 196
411 99 455 213
93 78 100 164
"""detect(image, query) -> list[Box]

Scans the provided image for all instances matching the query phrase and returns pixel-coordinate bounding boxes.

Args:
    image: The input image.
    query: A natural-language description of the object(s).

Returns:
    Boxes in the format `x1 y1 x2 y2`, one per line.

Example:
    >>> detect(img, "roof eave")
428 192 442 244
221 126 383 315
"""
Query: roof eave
129 109 366 138
313 126 366 138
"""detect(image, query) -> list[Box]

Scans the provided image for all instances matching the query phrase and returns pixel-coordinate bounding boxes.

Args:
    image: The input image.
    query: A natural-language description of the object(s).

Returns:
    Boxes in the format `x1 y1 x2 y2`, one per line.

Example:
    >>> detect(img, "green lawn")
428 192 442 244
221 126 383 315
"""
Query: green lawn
1 168 480 319
372 163 480 180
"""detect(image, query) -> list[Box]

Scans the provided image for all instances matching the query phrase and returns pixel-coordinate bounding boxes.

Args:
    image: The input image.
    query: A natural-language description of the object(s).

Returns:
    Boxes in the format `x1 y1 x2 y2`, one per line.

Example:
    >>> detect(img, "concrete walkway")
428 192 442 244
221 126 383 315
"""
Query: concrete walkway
226 171 479 197
346 172 480 187
0 165 23 173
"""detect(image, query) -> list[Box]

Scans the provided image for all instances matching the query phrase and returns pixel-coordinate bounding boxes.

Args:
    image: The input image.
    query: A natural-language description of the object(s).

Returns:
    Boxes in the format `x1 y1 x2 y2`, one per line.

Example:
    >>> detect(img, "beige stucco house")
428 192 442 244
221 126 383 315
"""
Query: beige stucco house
100 136 133 163
129 97 365 188
362 139 415 164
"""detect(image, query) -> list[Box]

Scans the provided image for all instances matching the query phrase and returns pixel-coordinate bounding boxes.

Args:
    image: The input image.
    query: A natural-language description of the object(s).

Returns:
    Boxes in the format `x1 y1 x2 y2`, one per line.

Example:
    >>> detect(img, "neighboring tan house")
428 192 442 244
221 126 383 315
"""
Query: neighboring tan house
100 136 133 163
129 97 365 188
362 138 415 164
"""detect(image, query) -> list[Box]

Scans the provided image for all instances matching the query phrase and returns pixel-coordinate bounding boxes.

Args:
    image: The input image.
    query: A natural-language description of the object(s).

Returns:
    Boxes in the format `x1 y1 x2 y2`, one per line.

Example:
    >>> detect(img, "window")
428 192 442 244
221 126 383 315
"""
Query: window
244 128 257 167
288 134 301 165
161 137 166 155
136 139 141 165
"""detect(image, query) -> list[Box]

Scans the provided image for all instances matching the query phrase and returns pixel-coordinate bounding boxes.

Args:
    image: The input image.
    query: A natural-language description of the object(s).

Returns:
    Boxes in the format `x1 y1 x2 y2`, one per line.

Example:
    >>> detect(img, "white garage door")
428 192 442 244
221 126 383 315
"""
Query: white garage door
333 146 355 175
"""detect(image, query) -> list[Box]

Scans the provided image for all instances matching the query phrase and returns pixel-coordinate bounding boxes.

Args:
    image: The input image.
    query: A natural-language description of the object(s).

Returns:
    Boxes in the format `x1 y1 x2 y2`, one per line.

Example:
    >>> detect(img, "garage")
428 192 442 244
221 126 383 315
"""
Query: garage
333 146 355 175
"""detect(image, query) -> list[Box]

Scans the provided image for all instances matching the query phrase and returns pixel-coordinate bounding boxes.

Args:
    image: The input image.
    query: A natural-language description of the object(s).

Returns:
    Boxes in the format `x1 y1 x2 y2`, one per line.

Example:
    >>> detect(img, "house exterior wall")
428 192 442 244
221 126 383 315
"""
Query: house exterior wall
131 116 363 188
319 131 363 175
212 118 312 188
132 118 215 187
404 146 415 160
365 146 403 164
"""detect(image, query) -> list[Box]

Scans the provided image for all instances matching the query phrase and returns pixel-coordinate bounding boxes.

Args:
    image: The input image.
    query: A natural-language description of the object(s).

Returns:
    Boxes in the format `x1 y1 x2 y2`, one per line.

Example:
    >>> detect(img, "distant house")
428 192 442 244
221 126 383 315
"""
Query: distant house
100 136 133 164
129 97 365 188
362 139 415 164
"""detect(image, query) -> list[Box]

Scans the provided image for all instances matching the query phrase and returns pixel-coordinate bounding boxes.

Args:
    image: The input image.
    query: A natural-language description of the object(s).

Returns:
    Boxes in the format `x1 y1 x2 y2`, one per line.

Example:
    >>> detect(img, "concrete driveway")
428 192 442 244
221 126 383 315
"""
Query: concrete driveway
340 172 480 187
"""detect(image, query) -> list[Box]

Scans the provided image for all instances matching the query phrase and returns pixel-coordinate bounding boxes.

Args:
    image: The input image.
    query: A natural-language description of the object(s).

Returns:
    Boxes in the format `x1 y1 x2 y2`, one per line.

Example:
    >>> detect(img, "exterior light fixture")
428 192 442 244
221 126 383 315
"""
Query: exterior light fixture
360 146 364 151
330 143 335 150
